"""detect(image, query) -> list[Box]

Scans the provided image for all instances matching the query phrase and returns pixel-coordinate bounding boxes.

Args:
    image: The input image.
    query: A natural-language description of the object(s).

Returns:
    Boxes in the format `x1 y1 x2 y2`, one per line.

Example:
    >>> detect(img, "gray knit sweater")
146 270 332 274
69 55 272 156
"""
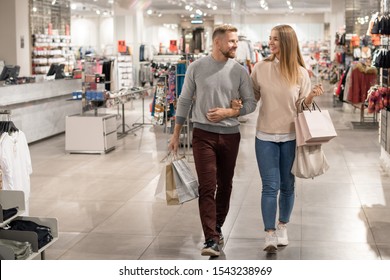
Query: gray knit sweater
176 55 257 134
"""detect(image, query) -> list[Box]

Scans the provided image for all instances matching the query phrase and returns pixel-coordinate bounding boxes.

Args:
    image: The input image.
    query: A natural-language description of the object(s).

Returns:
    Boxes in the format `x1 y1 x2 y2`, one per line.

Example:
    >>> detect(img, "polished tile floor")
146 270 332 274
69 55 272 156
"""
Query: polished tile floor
28 82 390 260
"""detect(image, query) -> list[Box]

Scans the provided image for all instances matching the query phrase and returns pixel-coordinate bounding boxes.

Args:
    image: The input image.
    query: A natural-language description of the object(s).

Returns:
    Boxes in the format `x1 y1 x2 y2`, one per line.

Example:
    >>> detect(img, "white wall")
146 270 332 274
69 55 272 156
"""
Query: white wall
99 17 114 54
218 13 326 43
71 16 114 54
144 16 182 50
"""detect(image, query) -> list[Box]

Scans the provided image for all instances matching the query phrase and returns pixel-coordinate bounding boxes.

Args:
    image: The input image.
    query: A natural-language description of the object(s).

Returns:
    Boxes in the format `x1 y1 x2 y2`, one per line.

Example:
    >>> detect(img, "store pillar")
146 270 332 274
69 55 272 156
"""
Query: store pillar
114 4 144 86
0 0 30 76
329 0 346 61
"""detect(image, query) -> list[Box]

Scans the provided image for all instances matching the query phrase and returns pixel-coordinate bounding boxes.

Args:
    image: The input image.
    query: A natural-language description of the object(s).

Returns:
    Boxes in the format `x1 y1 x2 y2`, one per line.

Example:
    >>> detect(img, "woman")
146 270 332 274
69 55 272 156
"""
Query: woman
250 25 323 253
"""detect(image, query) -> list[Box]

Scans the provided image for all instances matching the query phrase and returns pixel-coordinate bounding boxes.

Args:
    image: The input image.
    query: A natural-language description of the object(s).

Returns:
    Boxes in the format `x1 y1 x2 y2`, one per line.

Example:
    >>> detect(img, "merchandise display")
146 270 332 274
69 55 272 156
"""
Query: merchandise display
0 190 59 260
117 54 133 88
31 34 74 75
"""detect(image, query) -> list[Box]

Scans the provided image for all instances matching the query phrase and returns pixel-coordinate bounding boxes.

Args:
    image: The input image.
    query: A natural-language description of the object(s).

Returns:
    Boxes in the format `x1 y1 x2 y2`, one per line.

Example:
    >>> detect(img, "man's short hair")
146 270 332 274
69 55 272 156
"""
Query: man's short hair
212 24 238 40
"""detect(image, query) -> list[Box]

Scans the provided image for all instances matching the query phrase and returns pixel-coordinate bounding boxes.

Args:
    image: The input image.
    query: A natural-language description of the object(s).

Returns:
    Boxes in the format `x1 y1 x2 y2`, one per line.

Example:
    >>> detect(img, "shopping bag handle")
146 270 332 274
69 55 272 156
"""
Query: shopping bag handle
301 100 321 112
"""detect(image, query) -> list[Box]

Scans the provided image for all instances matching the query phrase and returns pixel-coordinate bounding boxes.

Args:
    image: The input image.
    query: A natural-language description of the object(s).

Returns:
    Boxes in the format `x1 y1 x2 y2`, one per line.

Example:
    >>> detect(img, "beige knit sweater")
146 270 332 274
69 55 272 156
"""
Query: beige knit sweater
250 59 311 134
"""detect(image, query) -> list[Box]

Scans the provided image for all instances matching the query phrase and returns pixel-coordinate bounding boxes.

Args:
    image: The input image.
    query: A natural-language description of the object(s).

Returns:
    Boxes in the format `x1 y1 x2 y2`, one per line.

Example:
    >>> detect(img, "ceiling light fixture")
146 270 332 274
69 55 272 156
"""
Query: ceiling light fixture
259 0 268 10
287 0 293 10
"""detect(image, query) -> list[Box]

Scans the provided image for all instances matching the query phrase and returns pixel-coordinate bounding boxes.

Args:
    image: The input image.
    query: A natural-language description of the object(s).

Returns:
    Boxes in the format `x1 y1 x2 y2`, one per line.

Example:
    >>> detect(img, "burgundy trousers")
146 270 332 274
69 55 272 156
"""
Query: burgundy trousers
192 128 241 243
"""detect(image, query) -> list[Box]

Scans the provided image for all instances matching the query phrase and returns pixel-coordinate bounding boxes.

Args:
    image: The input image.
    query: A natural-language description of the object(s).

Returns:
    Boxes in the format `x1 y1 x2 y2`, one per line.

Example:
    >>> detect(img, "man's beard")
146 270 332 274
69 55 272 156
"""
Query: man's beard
220 48 236 59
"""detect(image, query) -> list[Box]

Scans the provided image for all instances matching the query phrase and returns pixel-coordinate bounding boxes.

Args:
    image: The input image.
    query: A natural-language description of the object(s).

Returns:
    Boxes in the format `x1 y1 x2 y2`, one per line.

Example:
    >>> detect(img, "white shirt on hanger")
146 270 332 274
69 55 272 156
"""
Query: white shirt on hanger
0 132 15 190
0 130 32 214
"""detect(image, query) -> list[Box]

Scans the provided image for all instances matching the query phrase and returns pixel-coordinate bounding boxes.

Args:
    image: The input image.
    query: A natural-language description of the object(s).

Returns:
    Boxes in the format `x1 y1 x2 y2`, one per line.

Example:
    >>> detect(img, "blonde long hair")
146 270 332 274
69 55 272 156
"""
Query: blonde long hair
265 25 305 86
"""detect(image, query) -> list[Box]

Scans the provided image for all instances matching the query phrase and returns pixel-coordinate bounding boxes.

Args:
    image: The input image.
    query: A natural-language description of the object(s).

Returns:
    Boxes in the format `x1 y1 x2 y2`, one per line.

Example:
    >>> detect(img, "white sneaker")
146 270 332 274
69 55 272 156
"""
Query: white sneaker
263 231 278 253
276 224 288 246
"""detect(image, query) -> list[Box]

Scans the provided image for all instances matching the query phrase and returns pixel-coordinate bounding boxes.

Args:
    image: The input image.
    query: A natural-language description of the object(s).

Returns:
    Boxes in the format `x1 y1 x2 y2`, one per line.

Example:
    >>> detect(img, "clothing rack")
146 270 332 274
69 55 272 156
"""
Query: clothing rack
0 110 18 134
343 62 379 129
107 86 155 138
0 110 11 120
175 58 193 160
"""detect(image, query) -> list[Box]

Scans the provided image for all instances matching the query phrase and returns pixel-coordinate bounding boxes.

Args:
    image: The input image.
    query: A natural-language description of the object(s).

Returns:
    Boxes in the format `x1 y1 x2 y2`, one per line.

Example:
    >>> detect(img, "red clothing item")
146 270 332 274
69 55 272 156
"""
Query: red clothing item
348 64 377 104
335 72 346 96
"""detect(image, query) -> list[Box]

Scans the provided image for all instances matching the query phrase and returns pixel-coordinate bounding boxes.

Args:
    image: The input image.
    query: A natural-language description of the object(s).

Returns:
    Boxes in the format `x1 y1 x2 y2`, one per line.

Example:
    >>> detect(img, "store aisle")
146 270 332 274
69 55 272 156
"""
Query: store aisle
28 82 390 260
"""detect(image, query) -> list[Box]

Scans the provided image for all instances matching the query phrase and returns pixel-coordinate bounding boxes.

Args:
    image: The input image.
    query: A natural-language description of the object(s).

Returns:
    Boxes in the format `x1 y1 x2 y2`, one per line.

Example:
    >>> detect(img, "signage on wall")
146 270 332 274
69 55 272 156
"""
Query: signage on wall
118 40 126 53
169 40 178 53
191 15 203 24
191 19 203 24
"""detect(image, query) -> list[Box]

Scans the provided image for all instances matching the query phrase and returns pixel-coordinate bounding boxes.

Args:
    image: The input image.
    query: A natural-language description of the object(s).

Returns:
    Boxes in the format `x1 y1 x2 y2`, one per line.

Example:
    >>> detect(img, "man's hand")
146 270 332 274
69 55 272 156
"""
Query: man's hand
206 107 239 122
168 124 183 155
168 134 180 155
206 108 227 122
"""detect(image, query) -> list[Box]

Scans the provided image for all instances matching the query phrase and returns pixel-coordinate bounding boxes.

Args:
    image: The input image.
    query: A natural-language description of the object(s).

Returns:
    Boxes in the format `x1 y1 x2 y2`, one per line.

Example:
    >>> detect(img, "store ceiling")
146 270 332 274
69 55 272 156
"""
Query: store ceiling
70 0 332 17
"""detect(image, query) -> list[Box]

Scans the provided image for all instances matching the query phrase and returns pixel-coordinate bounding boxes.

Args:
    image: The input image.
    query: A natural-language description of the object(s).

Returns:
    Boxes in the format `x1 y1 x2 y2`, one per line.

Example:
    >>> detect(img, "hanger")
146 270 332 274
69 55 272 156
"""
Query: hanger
0 111 12 134
0 120 18 133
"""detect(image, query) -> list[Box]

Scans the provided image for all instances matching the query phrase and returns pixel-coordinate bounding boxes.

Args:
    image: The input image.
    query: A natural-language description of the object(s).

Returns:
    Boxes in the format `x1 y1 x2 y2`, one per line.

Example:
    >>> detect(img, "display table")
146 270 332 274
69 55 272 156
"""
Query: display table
65 113 117 154
0 79 82 143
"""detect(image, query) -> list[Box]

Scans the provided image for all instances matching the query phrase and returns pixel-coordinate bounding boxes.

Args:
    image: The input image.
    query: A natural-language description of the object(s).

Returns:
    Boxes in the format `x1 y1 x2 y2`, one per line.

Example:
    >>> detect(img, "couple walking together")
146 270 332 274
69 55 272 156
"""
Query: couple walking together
169 24 324 256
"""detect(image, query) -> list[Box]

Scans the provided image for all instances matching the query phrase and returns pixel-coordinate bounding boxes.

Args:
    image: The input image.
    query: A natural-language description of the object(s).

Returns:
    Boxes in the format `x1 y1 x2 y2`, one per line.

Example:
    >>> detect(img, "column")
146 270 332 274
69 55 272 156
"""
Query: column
329 0 346 60
230 0 244 31
0 0 30 76
114 2 145 86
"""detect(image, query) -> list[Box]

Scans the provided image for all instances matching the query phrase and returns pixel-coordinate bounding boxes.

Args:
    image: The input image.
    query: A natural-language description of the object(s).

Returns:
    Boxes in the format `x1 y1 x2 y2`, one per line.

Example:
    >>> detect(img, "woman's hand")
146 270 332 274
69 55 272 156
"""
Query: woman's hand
231 98 243 110
309 84 324 97
305 84 324 105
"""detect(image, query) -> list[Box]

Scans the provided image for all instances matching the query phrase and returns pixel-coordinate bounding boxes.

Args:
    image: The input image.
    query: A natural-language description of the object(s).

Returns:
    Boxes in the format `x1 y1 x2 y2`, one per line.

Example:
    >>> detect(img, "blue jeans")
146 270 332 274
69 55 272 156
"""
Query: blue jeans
255 138 296 231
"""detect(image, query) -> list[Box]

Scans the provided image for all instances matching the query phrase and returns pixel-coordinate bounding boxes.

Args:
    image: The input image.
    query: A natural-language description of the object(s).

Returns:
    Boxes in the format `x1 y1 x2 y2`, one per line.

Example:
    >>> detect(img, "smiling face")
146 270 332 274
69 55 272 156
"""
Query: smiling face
216 31 238 59
269 29 280 59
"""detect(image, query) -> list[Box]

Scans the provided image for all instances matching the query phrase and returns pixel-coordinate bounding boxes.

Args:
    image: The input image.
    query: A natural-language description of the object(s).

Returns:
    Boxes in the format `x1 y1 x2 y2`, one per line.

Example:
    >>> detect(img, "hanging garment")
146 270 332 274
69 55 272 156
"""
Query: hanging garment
102 60 112 91
348 63 377 104
0 130 32 214
176 63 186 97
10 130 33 200
140 44 145 61
0 133 14 190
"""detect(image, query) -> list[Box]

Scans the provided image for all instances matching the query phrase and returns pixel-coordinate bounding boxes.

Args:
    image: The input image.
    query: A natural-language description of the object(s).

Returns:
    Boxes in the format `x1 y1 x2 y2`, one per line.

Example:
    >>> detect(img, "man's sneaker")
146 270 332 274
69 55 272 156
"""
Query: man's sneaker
216 224 224 245
201 239 220 257
263 231 278 253
276 223 288 246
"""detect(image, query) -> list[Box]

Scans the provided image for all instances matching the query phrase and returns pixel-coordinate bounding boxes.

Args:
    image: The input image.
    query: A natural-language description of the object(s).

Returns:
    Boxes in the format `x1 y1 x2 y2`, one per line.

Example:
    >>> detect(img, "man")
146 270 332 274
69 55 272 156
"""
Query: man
168 25 257 257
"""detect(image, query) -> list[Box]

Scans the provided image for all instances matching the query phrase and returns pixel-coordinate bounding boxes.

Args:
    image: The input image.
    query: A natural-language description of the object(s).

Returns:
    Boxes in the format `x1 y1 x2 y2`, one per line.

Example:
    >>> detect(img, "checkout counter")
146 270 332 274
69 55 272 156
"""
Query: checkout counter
0 79 82 143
